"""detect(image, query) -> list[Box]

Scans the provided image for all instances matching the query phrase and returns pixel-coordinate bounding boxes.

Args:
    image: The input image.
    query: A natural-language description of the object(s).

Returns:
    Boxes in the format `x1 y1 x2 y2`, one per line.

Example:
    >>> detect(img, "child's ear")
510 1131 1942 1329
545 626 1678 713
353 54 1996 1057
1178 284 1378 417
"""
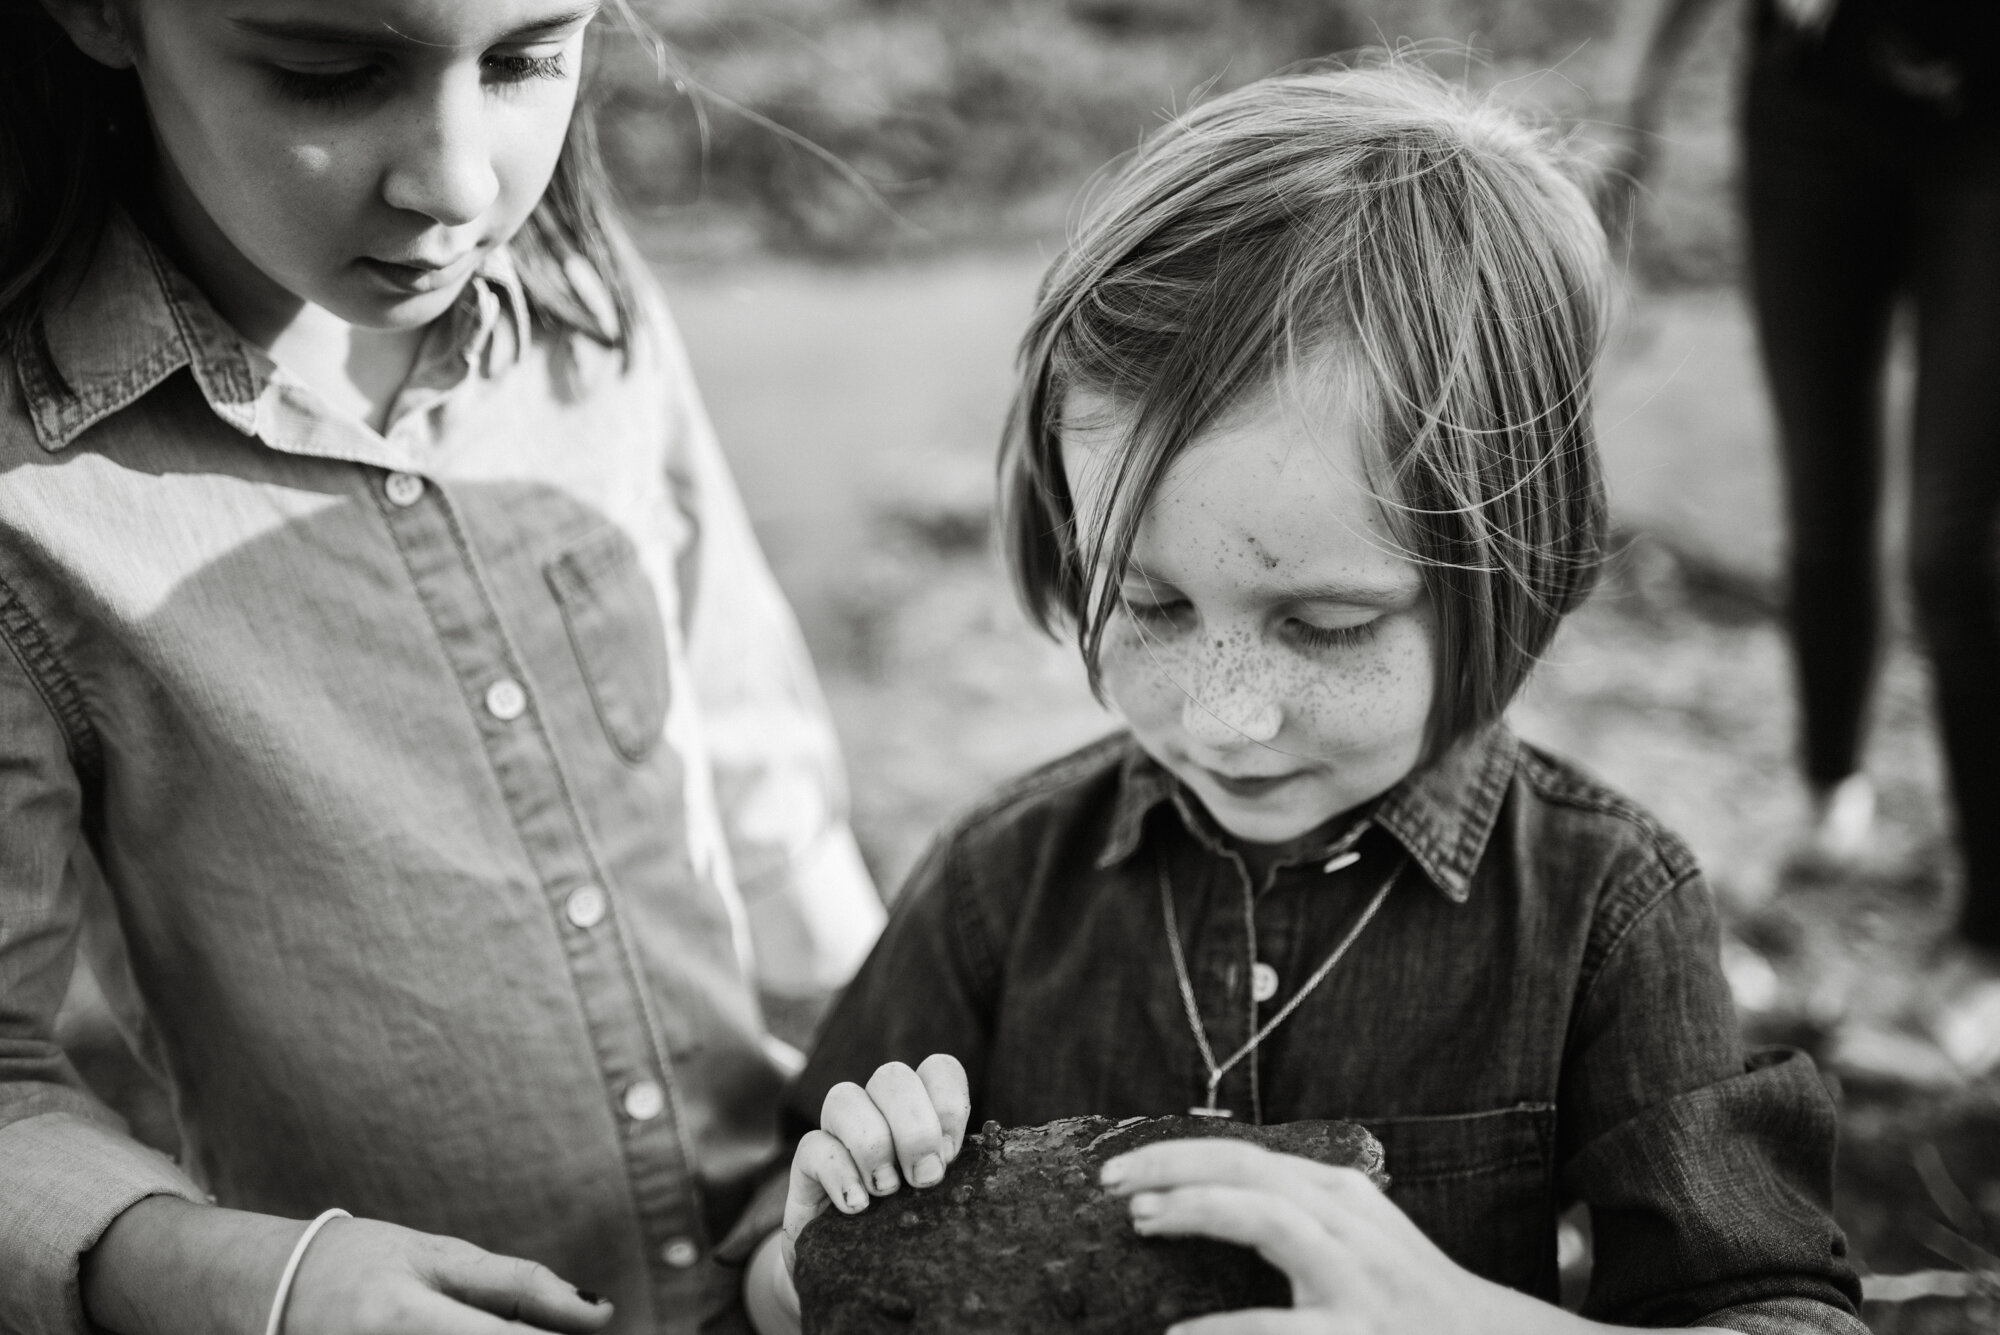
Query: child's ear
37 0 139 70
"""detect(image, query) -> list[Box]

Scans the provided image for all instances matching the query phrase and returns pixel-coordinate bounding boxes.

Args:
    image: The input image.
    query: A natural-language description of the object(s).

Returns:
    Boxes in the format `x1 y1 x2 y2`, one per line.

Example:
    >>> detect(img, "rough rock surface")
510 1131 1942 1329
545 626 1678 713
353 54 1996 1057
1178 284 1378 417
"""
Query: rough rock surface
795 1114 1388 1334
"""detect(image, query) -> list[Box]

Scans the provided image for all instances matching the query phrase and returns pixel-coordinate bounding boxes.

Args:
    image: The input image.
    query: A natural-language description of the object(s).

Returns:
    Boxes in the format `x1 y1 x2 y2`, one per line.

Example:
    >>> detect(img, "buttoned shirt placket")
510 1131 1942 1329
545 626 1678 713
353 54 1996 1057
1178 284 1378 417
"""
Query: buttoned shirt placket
356 288 718 1320
370 470 713 1305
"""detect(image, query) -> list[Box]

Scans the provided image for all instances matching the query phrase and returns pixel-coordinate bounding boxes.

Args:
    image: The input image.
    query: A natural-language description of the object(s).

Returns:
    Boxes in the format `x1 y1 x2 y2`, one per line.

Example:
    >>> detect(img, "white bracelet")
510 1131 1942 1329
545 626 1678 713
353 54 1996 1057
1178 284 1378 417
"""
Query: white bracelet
263 1208 351 1335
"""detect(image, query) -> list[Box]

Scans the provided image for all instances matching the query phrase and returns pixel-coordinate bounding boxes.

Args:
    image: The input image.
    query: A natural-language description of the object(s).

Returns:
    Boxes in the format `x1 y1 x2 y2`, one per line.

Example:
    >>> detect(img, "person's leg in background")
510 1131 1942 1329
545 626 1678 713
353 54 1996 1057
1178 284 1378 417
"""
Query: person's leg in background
1906 120 2000 1068
1742 53 1908 858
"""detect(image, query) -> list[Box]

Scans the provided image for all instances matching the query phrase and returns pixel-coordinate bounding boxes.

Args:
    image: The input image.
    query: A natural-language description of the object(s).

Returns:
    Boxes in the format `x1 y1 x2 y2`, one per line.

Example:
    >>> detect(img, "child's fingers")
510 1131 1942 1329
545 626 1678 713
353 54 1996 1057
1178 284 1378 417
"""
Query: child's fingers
1102 1137 1269 1192
915 1053 971 1160
372 1286 540 1335
819 1080 901 1196
421 1237 613 1334
1102 1140 1380 1239
785 1129 870 1243
863 1061 949 1188
1127 1185 1344 1308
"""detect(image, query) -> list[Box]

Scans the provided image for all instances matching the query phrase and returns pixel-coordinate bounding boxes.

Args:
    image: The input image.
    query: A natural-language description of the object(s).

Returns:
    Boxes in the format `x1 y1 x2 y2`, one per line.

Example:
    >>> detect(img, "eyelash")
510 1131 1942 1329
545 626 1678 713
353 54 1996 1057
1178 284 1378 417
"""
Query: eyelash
1120 599 1378 651
269 52 569 106
1121 599 1193 631
1288 620 1377 650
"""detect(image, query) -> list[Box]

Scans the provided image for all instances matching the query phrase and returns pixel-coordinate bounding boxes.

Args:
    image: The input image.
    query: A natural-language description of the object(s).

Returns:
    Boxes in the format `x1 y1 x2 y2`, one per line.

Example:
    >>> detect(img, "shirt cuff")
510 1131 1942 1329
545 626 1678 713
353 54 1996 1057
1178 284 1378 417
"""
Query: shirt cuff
1700 1295 1874 1334
1567 1048 1863 1326
0 1111 207 1335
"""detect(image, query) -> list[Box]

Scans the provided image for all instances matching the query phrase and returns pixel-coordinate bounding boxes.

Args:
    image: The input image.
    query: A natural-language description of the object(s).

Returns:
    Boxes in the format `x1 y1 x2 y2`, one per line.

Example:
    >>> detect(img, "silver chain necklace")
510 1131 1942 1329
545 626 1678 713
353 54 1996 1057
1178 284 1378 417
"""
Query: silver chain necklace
1159 833 1401 1120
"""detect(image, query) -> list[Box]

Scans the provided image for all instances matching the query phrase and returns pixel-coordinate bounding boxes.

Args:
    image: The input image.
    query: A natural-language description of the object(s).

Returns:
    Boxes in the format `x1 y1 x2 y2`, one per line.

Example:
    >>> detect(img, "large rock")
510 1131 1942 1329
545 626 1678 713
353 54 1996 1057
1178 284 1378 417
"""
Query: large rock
795 1114 1388 1334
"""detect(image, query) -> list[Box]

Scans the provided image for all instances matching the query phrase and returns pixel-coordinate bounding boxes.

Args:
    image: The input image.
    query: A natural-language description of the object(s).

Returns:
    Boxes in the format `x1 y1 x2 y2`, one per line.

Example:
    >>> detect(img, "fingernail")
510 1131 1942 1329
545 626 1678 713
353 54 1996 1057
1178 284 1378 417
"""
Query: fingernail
843 1186 868 1211
912 1154 944 1187
575 1289 609 1305
1100 1160 1127 1189
1130 1191 1162 1220
872 1166 899 1194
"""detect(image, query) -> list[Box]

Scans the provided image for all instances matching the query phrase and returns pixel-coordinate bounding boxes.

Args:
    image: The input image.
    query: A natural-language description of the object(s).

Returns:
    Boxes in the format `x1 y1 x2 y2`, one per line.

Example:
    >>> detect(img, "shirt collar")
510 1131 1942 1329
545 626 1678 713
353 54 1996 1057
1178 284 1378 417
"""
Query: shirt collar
21 210 255 453
1093 726 1520 903
21 208 530 459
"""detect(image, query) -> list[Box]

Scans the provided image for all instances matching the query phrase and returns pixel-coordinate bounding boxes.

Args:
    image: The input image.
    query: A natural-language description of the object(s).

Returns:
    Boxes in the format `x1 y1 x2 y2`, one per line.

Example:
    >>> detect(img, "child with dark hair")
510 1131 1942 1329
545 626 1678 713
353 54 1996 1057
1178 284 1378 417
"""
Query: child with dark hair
744 62 1866 1335
0 2 881 1332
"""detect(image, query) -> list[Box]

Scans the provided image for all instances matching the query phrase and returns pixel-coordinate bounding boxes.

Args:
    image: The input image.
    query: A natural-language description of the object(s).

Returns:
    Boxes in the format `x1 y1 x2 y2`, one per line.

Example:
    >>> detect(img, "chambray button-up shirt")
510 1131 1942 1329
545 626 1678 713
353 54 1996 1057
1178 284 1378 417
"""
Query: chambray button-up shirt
0 215 882 1335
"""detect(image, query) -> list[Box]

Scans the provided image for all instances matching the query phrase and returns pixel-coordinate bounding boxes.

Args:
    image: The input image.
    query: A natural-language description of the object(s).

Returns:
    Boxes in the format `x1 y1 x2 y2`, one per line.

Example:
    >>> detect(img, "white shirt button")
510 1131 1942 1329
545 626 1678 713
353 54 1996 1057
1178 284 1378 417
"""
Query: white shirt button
565 884 607 929
484 678 527 721
660 1238 700 1269
623 1079 666 1122
1251 961 1280 1004
384 472 425 507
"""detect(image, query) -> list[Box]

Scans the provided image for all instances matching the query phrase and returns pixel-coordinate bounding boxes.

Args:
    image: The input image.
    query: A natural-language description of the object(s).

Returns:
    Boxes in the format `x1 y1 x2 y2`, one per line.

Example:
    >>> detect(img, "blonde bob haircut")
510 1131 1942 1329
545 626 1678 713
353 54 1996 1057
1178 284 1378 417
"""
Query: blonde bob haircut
1001 59 1613 761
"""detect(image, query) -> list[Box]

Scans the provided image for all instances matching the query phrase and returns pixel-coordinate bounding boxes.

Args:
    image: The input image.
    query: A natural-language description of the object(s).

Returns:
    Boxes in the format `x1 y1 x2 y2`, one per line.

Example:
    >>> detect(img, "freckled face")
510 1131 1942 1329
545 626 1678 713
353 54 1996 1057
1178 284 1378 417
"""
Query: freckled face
1062 386 1437 846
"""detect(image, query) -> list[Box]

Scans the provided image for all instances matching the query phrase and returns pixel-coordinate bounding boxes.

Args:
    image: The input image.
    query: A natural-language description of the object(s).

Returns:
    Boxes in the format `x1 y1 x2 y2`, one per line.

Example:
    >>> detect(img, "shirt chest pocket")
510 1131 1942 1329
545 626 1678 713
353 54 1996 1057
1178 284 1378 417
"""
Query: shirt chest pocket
1362 1103 1558 1300
545 525 671 763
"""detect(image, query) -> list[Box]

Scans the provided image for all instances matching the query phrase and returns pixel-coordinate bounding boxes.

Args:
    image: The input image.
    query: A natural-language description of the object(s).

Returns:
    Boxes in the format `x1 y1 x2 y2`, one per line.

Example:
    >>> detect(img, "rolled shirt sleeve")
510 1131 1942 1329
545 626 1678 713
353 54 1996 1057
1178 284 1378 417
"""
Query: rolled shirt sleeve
1558 863 1866 1332
651 296 884 1000
1701 1297 1880 1335
0 605 206 1335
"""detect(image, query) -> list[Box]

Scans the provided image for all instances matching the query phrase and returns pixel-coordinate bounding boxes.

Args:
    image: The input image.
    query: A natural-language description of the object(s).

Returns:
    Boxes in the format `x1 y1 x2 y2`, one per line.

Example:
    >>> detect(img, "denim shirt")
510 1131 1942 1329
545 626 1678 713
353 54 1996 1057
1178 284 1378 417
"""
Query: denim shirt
0 215 882 1335
794 730 1868 1334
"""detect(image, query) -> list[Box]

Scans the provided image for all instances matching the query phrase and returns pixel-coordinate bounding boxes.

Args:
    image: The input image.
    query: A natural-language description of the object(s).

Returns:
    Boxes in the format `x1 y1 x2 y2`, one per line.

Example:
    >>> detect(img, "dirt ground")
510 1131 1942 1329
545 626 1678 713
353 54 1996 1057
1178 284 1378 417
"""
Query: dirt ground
660 254 2000 1330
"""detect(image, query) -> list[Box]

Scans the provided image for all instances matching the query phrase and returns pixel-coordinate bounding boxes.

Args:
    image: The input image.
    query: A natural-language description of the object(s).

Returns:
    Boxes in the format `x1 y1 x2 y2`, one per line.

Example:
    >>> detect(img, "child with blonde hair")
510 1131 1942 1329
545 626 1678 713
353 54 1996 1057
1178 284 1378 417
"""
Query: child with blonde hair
747 62 1865 1334
0 1 881 1332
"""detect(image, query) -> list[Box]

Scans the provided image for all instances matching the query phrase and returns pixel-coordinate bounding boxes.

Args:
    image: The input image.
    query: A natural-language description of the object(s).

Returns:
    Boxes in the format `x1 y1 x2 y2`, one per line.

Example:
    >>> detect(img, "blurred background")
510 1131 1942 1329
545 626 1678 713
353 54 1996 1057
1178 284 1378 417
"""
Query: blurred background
62 1 2000 1329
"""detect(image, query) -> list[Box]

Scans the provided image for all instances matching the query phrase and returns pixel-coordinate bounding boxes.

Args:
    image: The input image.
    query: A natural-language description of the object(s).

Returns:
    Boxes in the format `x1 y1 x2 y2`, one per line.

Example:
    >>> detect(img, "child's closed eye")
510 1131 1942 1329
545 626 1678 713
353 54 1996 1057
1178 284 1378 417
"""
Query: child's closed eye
481 52 571 89
268 63 390 106
1285 617 1380 651
1119 595 1197 633
267 51 569 108
1119 595 1381 650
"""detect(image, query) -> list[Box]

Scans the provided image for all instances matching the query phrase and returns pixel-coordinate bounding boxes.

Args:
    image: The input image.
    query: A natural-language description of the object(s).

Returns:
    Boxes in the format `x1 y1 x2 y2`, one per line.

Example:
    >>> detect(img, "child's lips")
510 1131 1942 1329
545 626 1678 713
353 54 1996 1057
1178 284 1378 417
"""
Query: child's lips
357 251 477 292
1200 767 1302 798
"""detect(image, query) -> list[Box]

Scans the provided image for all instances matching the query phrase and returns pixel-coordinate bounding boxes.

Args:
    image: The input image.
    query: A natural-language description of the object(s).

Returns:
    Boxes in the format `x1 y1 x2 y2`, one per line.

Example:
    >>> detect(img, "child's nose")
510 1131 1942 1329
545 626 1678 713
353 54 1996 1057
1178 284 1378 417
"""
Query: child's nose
1180 686 1283 748
382 74 501 227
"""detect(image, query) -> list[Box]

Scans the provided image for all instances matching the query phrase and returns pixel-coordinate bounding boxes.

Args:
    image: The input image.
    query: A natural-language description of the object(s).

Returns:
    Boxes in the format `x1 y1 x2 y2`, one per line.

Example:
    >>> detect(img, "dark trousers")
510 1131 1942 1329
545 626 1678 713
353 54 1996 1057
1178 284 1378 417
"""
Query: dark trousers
1743 46 2000 948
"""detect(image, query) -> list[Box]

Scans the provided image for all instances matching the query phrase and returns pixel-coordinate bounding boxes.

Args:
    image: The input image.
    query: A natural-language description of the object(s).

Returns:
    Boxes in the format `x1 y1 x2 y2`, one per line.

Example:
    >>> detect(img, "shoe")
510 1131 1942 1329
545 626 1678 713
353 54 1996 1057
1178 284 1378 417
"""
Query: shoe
1795 773 1876 871
1937 984 2000 1076
1719 936 1781 1013
1921 942 2000 1079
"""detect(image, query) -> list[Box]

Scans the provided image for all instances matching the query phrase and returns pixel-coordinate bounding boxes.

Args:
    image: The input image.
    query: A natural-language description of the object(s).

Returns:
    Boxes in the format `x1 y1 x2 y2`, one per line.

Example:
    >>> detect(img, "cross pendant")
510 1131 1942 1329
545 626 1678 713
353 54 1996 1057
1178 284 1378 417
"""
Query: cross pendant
1190 1080 1233 1118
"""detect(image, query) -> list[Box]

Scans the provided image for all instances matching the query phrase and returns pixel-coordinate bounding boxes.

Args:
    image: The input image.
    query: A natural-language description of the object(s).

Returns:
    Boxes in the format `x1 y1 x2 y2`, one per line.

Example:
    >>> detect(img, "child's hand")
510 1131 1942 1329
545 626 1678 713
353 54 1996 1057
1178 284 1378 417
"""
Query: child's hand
1100 1139 1497 1335
282 1215 615 1335
784 1054 970 1249
81 1195 613 1335
750 1056 970 1334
